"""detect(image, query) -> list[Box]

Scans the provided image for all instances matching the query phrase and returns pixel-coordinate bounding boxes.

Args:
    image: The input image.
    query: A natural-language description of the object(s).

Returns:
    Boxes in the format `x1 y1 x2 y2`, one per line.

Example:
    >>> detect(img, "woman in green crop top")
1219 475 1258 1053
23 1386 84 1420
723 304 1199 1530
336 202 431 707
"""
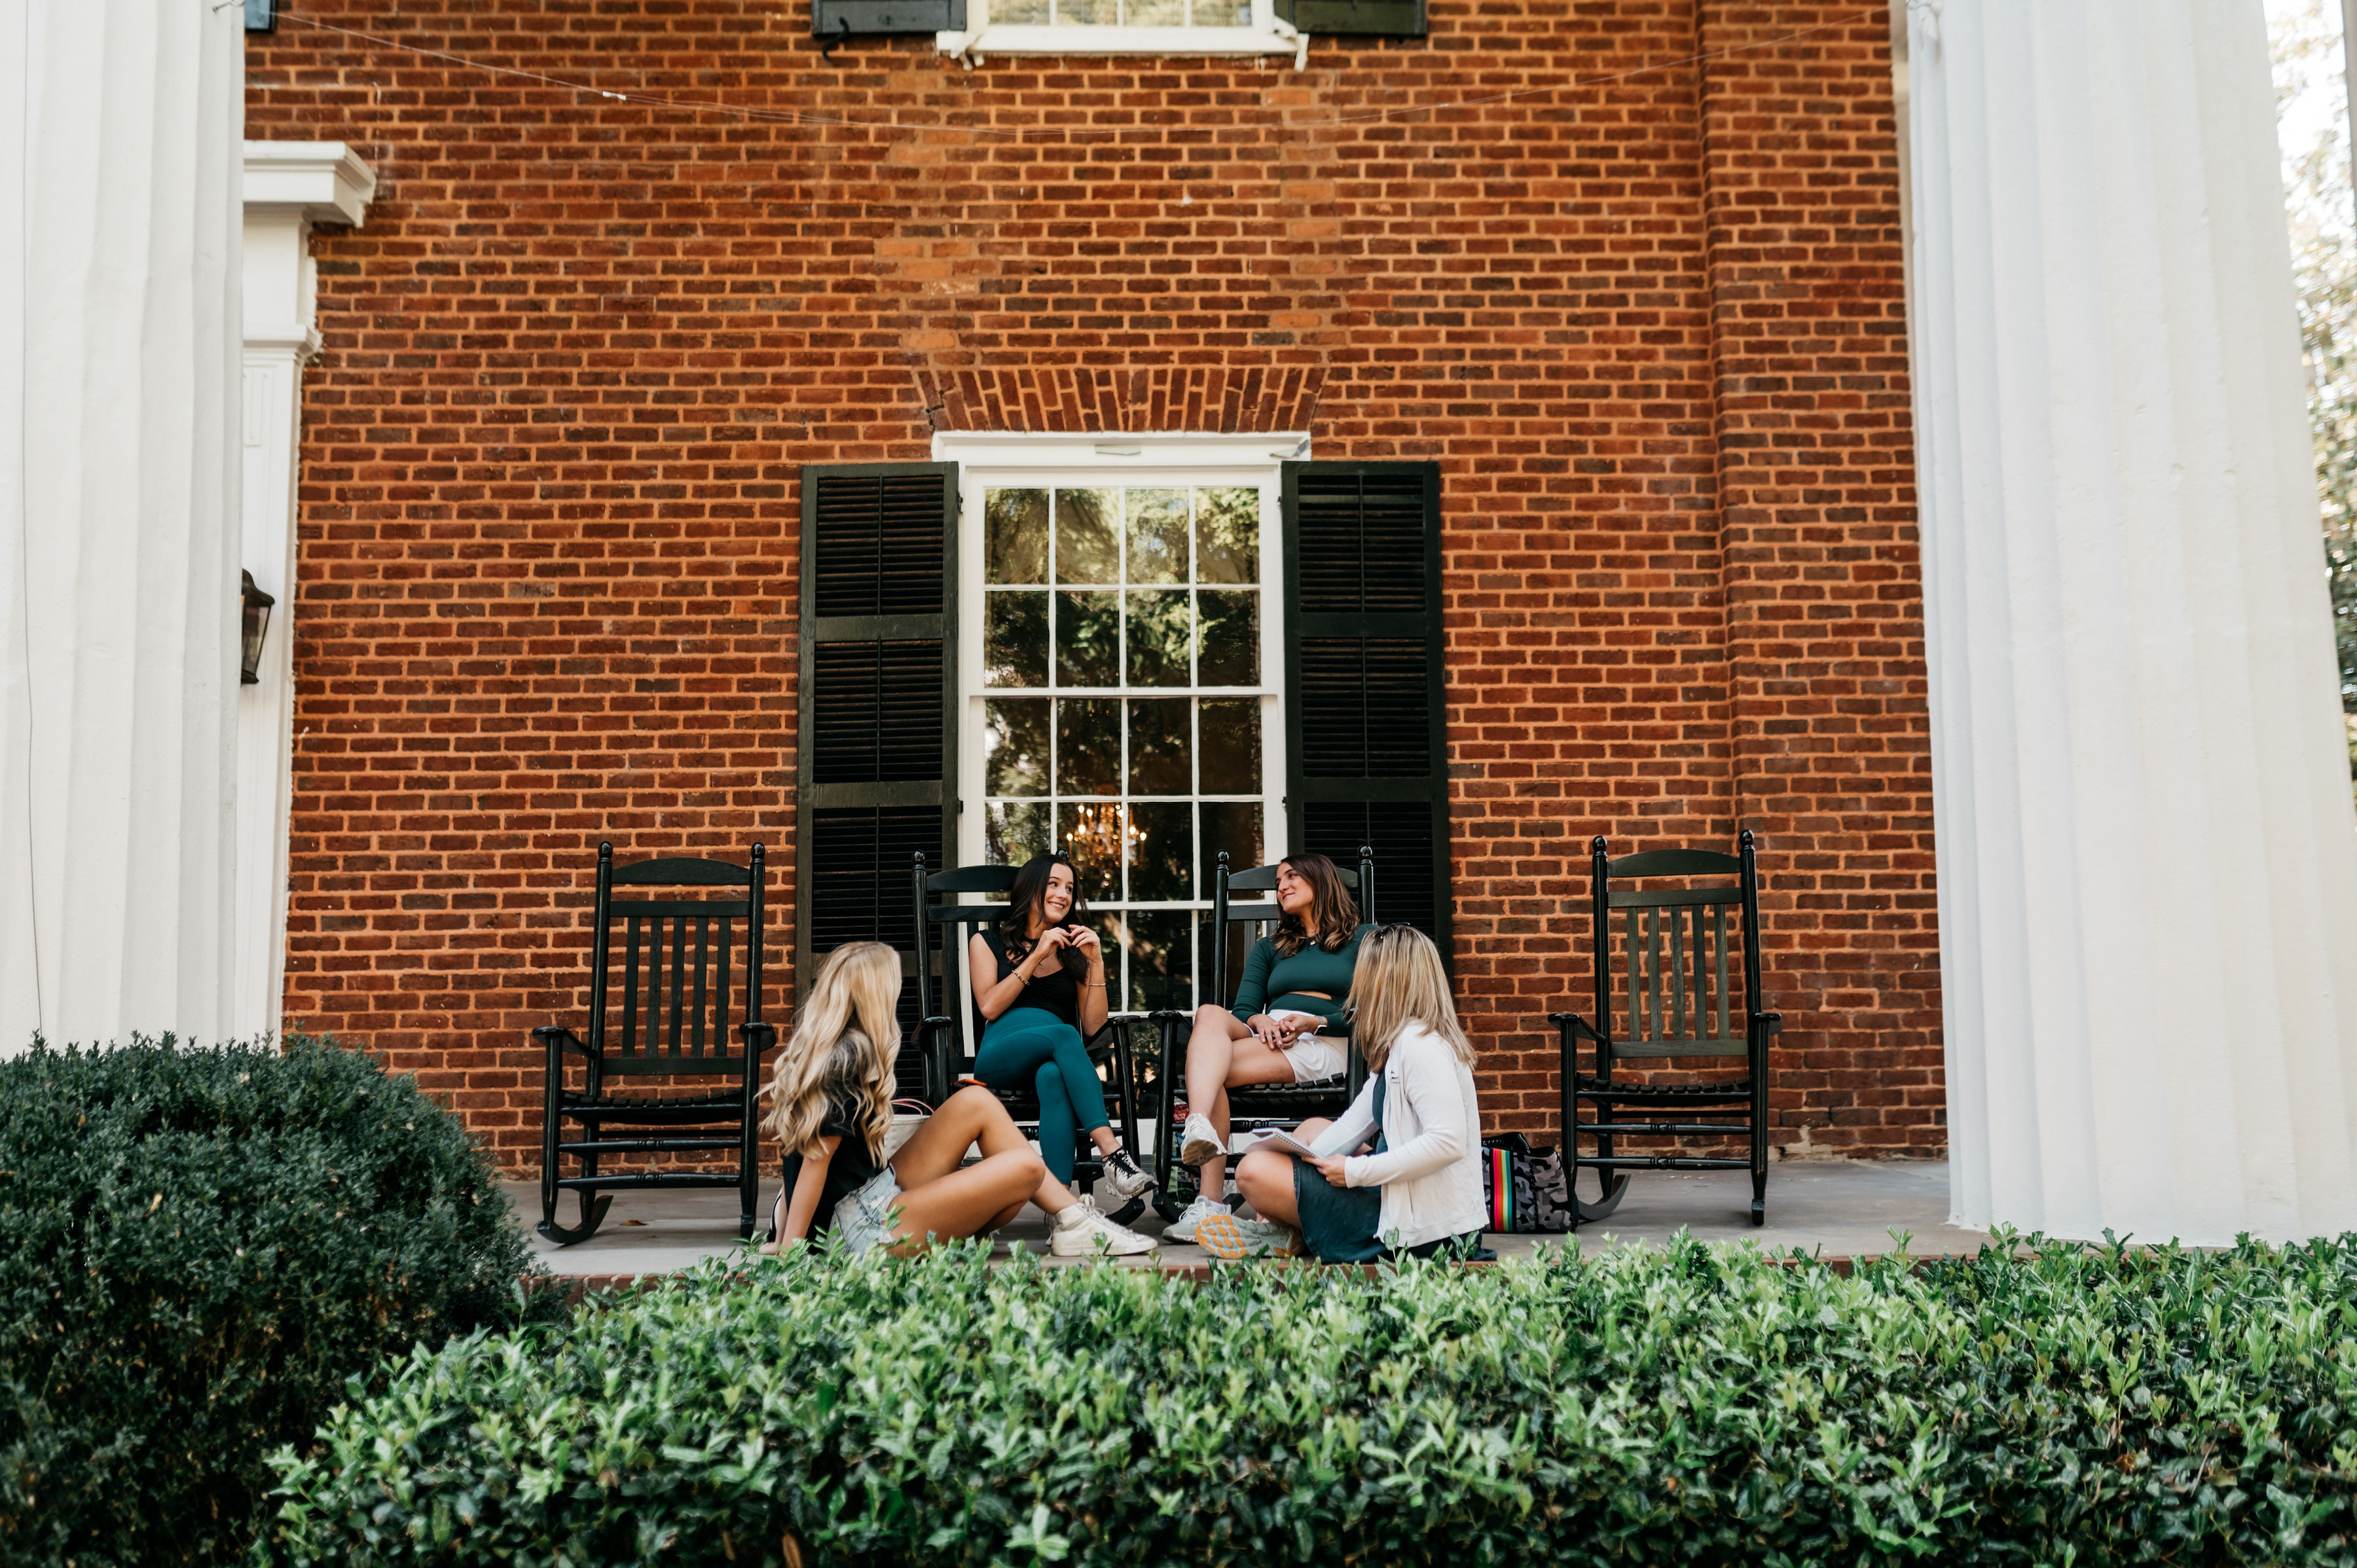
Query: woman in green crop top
1164 851 1373 1243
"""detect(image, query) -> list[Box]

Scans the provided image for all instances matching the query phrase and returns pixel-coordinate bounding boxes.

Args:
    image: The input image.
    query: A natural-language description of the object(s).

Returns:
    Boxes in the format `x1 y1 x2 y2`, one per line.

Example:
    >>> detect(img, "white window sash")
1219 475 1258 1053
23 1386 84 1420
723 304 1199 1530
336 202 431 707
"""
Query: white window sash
938 0 1306 62
936 430 1308 1009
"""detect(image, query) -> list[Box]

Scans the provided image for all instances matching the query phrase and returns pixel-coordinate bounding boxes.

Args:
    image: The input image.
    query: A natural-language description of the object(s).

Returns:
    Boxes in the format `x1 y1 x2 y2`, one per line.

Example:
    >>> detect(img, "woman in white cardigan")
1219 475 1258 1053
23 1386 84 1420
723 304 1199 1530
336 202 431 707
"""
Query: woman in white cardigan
1204 924 1489 1262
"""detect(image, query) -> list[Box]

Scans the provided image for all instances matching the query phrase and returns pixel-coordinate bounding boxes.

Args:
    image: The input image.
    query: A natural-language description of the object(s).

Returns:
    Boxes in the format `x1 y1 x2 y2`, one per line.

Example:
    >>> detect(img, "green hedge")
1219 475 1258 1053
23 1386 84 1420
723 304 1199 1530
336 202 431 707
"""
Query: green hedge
255 1231 2357 1567
0 1036 547 1567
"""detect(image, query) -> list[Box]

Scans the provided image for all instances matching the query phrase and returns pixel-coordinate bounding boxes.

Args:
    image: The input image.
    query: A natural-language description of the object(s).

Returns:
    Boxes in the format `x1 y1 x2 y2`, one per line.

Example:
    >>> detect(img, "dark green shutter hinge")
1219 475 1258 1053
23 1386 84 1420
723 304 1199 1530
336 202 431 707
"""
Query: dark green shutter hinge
1275 0 1425 36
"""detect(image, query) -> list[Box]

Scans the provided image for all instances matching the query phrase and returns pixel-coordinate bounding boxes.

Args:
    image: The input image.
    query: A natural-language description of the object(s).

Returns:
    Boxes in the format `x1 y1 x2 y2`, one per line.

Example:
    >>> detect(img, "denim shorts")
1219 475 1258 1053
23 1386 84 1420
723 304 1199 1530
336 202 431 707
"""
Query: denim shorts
833 1166 904 1256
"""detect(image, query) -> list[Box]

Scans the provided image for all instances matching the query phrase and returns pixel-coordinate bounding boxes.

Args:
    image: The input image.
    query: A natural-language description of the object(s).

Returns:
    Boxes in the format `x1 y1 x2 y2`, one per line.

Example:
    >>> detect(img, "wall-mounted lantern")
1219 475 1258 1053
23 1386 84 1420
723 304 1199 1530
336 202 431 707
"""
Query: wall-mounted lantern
240 570 276 686
246 0 277 32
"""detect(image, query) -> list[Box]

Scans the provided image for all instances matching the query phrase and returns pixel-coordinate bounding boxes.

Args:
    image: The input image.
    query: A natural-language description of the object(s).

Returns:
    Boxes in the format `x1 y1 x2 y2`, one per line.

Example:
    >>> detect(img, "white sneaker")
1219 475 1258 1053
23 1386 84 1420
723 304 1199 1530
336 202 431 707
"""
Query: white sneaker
1194 1212 1305 1260
1048 1196 1159 1258
1163 1194 1228 1244
1100 1145 1154 1199
1179 1113 1224 1168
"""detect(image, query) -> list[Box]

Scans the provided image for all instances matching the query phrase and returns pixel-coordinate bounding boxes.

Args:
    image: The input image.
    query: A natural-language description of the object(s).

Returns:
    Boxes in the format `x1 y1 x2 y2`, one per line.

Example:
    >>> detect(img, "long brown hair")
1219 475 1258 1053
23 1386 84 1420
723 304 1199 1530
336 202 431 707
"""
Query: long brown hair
992 851 1086 960
1271 852 1361 958
1349 924 1472 1071
765 941 899 1161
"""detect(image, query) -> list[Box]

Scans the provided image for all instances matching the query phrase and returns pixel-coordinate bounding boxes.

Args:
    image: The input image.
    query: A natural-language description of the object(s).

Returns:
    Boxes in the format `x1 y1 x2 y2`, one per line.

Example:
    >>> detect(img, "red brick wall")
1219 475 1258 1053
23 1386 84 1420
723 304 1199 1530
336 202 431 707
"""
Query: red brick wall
247 0 1940 1172
1695 5 1941 1152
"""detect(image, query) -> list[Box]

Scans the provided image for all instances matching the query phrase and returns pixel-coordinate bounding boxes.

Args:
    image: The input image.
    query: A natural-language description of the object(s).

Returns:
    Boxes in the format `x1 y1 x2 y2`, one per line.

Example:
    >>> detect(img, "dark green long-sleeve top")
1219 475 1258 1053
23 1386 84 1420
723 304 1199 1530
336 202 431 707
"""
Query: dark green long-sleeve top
1230 924 1374 1032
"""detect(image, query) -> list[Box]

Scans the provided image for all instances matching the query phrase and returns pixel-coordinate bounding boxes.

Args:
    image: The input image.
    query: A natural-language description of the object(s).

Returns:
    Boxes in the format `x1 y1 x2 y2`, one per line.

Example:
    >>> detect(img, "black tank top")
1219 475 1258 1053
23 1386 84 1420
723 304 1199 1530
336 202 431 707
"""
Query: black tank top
980 926 1082 1029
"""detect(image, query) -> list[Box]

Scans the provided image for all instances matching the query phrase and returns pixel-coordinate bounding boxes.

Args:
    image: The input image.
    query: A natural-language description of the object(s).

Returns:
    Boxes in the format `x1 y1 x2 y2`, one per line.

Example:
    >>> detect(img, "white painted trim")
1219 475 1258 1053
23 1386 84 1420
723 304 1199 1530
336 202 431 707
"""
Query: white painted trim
932 431 1311 470
943 436 1298 1010
231 142 377 1040
241 141 377 227
244 323 323 358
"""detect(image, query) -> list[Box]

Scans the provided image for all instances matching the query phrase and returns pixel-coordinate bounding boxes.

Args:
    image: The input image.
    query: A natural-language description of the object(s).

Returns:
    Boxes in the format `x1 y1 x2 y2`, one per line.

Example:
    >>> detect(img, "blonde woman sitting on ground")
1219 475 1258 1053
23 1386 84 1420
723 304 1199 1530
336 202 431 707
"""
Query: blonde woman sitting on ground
1197 924 1489 1263
763 941 1156 1258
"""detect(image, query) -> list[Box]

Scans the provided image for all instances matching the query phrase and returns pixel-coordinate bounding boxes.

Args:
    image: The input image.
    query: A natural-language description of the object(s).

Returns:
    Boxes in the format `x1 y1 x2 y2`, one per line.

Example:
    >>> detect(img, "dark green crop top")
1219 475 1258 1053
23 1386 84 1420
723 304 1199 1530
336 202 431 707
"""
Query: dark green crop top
1230 924 1372 1032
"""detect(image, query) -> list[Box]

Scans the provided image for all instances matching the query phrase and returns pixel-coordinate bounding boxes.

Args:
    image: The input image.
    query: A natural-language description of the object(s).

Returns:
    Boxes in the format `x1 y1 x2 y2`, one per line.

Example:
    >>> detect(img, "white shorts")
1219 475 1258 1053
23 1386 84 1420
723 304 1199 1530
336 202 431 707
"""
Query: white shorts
1282 1034 1346 1084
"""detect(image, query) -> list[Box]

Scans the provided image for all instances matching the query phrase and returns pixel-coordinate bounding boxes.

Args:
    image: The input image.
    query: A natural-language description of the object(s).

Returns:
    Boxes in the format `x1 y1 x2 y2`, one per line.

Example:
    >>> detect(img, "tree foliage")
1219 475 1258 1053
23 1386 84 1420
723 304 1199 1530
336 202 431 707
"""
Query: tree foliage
2271 0 2357 773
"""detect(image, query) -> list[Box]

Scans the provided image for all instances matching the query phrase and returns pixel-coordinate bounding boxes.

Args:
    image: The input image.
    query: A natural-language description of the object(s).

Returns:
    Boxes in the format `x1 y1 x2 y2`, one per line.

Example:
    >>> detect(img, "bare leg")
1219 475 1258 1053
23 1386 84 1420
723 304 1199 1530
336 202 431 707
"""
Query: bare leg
886 1085 1082 1252
1184 1004 1294 1197
881 1150 1046 1254
1236 1116 1332 1229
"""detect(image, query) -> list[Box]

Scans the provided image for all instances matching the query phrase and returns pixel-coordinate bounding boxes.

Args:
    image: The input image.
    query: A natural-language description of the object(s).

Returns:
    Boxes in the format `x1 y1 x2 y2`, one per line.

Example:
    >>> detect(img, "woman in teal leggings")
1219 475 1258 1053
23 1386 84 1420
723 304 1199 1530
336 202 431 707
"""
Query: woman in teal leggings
968 853 1154 1202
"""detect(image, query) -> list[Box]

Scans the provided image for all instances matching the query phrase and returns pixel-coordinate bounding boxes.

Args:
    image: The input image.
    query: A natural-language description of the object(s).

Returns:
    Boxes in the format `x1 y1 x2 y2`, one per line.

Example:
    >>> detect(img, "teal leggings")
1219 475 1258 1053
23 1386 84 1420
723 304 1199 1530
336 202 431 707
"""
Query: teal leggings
974 1006 1108 1185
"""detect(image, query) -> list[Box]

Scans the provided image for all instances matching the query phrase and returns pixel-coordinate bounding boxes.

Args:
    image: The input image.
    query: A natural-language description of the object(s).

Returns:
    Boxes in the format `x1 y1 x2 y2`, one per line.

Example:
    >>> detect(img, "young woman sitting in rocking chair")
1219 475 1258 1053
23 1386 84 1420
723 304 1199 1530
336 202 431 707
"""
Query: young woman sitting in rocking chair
968 852 1156 1205
1165 851 1373 1243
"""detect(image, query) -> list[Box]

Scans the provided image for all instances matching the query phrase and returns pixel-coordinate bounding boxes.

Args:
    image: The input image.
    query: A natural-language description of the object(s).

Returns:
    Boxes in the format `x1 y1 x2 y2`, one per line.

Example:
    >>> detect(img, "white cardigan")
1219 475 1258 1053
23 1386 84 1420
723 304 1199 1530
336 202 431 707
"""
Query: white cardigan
1307 1021 1485 1250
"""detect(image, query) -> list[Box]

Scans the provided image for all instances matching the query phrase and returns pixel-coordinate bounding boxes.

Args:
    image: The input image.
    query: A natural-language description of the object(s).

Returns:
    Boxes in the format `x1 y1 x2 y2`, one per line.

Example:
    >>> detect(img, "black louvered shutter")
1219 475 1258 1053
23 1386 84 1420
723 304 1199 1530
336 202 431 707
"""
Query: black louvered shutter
797 464 958 1067
1281 462 1450 966
1274 0 1425 35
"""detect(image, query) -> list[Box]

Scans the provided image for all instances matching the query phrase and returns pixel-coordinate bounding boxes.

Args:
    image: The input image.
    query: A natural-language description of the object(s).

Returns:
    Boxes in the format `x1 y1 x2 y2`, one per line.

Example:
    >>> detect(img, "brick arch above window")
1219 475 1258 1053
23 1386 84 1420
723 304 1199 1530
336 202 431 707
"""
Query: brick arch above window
912 368 1328 439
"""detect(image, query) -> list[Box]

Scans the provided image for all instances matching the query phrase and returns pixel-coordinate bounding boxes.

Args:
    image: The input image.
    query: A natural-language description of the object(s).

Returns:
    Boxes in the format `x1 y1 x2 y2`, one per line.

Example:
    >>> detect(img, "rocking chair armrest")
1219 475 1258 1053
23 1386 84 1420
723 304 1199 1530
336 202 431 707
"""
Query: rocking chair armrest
1751 1011 1784 1036
1144 1008 1188 1082
1105 1016 1140 1126
1082 1015 1125 1063
1548 1011 1604 1044
737 1021 779 1051
532 1024 596 1057
919 1015 959 1106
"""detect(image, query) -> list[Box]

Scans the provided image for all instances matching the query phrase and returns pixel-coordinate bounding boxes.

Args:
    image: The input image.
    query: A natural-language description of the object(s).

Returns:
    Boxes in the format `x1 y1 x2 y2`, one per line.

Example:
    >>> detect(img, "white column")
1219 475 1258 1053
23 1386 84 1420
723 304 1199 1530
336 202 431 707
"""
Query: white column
0 0 246 1050
236 145 374 1040
1908 0 2357 1242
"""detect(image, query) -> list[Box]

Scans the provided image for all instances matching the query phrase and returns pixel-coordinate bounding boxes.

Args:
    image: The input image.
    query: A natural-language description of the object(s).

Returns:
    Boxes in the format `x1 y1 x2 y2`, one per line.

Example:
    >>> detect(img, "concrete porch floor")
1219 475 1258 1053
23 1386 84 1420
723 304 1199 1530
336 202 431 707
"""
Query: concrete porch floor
506 1158 1988 1280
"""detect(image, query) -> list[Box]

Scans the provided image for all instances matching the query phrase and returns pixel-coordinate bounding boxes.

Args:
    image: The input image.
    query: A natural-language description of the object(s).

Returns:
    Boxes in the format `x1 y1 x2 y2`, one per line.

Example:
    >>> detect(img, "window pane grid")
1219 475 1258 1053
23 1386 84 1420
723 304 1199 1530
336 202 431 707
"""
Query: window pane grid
979 481 1266 1010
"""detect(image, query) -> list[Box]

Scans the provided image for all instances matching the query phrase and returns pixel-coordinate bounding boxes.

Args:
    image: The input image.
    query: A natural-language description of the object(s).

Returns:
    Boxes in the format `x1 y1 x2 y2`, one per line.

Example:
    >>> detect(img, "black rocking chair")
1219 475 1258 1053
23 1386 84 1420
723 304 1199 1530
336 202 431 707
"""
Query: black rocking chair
1550 831 1781 1230
909 853 1149 1226
535 842 775 1245
1144 847 1374 1223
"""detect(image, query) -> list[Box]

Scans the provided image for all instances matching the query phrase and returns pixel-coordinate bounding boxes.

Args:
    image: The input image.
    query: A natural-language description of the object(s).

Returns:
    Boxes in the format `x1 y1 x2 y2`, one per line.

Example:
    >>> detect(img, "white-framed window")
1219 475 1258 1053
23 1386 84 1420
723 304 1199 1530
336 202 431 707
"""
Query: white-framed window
938 431 1307 1012
937 0 1307 62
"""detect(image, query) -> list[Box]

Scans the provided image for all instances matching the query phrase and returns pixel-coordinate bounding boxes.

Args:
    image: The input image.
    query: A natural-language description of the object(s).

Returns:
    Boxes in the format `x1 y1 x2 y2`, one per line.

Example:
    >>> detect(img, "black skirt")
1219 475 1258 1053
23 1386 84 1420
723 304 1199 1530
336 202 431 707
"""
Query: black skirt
1287 1076 1493 1263
1292 1159 1387 1263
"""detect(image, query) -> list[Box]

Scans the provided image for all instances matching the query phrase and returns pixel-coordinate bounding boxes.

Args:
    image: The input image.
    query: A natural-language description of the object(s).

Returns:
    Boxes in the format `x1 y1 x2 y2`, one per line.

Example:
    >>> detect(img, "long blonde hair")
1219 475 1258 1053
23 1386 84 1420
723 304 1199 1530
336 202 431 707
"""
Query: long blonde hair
766 941 900 1160
1349 924 1472 1071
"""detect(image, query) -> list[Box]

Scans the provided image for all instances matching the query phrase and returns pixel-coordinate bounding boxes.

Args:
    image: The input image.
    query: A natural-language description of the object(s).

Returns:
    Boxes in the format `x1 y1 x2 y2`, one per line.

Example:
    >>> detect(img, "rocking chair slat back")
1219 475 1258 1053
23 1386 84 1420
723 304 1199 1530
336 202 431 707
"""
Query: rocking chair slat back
913 857 1020 1068
1615 897 1739 1057
1598 844 1755 1063
591 845 763 1075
